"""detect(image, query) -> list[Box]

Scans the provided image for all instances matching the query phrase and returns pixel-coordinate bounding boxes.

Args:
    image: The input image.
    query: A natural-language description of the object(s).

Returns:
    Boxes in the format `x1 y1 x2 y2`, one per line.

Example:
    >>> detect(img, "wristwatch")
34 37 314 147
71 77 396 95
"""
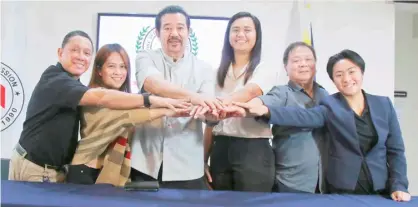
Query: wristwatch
143 93 151 108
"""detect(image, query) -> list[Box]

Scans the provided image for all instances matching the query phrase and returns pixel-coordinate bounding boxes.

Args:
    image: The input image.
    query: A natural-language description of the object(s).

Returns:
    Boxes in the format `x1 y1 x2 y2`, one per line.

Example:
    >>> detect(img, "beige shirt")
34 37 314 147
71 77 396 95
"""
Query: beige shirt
72 107 151 166
71 107 152 186
212 62 277 139
131 49 215 181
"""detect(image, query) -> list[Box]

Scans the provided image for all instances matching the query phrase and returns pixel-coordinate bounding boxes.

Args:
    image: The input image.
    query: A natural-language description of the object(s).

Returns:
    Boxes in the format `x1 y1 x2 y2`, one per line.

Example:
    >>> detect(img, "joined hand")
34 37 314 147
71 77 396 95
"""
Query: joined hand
150 96 191 111
232 101 268 117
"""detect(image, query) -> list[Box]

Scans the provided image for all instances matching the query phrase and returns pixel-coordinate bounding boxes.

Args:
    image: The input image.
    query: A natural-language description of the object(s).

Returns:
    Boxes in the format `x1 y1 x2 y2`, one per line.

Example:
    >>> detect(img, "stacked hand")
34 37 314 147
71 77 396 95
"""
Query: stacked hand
151 94 269 121
218 105 247 119
193 100 268 119
232 101 269 117
165 108 193 118
189 96 249 122
190 94 224 114
189 94 225 120
149 96 191 111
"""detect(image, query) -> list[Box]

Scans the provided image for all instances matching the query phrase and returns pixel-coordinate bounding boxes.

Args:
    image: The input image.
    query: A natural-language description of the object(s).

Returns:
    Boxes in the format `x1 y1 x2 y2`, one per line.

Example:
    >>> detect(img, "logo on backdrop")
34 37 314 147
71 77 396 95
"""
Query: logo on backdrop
135 26 199 56
1 62 25 132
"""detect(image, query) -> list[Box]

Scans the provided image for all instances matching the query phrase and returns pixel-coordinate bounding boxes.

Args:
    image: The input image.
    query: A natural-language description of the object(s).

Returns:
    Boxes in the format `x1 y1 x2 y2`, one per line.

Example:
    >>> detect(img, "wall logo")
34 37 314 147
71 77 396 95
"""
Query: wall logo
135 26 199 56
1 63 25 132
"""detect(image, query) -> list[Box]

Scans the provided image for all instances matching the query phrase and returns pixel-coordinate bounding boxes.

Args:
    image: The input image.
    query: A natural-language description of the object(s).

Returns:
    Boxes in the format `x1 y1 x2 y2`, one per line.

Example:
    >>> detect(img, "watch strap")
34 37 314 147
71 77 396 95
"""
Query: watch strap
143 93 151 108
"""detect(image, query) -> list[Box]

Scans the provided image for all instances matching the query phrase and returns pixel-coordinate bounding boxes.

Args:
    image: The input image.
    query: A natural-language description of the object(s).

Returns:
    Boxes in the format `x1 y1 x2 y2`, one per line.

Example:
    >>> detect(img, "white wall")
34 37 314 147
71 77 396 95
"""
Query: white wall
1 0 409 192
279 1 396 99
394 3 418 196
1 1 395 97
312 2 395 97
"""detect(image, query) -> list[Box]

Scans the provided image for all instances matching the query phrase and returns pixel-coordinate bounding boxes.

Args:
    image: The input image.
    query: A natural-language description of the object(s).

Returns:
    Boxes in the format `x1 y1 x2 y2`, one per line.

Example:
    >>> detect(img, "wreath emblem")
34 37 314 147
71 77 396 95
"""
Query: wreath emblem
135 26 199 56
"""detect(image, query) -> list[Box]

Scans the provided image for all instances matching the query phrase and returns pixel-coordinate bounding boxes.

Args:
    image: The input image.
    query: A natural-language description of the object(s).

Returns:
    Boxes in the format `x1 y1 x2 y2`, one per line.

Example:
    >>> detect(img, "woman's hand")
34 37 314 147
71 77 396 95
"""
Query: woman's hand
149 96 191 111
391 191 411 202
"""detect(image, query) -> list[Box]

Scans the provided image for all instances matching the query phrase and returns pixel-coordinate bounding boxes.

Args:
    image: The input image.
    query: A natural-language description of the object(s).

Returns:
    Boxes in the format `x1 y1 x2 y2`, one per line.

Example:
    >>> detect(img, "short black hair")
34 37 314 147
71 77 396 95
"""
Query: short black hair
155 5 190 32
326 49 365 80
283 41 316 65
61 30 93 50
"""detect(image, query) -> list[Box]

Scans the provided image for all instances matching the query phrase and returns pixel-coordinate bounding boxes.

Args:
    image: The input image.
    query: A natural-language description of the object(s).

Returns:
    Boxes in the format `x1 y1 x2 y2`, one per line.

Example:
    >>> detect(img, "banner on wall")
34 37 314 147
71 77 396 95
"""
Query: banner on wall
96 13 229 93
280 0 315 84
1 62 25 133
285 0 314 47
301 1 313 47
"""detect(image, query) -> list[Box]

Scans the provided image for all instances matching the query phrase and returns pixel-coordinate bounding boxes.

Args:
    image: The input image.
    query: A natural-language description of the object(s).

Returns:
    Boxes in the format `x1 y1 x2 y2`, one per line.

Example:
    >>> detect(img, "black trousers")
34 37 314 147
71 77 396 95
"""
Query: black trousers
326 162 386 195
66 164 100 185
272 180 314 193
130 163 209 190
209 135 275 192
326 179 383 195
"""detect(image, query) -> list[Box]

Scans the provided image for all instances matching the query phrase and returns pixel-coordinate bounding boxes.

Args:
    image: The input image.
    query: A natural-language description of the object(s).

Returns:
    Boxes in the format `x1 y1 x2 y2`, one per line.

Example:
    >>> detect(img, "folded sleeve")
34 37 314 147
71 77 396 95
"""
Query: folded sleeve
55 75 89 110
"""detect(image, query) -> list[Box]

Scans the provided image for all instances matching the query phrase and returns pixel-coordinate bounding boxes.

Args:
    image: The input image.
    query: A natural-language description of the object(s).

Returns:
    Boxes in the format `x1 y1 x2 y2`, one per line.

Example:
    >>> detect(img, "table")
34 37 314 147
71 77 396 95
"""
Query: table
1 180 417 207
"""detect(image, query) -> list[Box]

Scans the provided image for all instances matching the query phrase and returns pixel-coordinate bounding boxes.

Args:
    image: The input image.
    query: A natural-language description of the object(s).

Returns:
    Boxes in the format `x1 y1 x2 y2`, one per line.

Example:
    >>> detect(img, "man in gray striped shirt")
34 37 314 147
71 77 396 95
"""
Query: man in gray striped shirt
130 5 222 189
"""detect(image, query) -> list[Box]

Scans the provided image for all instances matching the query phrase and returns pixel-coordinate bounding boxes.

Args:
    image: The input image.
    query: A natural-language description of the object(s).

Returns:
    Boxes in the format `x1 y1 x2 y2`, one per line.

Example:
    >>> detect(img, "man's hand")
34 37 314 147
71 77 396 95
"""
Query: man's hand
391 191 411 202
232 101 269 117
192 105 246 122
190 105 220 121
220 105 247 119
190 94 224 113
216 97 233 119
165 108 192 118
217 97 233 107
149 96 191 111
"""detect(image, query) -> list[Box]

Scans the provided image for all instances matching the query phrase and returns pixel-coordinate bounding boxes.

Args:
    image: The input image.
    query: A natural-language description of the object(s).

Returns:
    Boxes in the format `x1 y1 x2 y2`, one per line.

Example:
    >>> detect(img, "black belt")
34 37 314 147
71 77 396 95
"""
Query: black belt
15 143 66 171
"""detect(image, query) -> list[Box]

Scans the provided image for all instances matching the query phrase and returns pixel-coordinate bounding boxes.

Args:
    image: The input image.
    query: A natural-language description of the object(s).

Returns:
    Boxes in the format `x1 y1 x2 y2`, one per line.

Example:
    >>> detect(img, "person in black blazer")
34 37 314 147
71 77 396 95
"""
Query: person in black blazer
232 49 411 202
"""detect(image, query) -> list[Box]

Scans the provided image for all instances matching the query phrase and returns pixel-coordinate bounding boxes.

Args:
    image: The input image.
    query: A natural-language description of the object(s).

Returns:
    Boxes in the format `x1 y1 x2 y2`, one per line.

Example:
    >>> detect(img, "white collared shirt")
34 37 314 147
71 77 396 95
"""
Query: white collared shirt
212 62 277 139
131 49 215 181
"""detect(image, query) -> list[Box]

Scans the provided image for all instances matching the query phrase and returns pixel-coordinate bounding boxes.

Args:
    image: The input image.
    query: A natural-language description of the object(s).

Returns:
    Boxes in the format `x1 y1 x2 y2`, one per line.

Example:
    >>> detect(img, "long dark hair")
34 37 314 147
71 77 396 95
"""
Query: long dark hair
217 12 262 88
88 43 131 93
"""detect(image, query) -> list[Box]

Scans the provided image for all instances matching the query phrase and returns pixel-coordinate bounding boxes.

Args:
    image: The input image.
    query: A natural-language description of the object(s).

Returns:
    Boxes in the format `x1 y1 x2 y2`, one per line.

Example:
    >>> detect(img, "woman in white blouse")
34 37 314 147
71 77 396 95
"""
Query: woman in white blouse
203 12 277 192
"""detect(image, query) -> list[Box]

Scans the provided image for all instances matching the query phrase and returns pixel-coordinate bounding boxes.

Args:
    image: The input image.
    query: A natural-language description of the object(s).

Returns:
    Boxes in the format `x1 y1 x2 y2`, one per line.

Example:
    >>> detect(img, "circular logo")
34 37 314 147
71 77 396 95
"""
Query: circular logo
1 63 25 132
135 26 199 56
